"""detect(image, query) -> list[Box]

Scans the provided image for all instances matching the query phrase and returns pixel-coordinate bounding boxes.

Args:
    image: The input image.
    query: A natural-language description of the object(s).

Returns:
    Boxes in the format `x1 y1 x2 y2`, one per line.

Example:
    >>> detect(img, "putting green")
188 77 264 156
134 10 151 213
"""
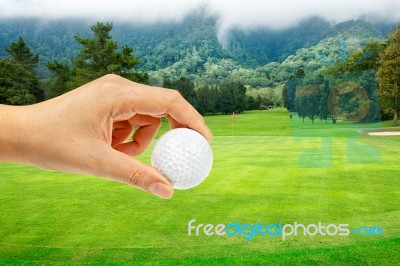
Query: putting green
0 109 399 264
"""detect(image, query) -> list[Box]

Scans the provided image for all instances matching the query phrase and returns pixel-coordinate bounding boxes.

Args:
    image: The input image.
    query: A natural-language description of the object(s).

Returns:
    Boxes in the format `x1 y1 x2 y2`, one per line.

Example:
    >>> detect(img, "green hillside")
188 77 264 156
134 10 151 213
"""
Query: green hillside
0 16 395 89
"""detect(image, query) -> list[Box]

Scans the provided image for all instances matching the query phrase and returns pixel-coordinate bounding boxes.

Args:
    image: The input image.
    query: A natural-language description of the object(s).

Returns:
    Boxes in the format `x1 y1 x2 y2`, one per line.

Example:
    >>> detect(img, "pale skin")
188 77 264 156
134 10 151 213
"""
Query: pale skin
0 74 213 199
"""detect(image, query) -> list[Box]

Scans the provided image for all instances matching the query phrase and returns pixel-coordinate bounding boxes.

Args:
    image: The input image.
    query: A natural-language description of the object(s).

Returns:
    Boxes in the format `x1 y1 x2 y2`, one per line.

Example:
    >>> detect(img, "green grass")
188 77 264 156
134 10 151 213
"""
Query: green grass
1 109 400 265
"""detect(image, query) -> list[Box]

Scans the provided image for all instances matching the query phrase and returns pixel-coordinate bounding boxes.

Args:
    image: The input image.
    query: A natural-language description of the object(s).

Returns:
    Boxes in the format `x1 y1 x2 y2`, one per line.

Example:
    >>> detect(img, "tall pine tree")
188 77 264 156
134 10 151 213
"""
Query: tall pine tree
47 22 148 96
70 22 145 87
6 37 39 72
0 60 39 105
2 37 44 103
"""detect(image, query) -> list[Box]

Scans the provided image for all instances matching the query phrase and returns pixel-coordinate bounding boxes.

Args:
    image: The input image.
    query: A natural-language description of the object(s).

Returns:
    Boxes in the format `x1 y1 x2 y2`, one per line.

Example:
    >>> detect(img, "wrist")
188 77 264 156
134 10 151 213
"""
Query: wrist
0 104 34 164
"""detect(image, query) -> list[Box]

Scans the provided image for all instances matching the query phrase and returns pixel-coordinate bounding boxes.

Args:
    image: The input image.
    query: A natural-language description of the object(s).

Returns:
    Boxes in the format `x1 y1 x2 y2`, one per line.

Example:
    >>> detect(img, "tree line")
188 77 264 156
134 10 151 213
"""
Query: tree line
282 25 400 126
0 22 264 115
163 77 249 115
0 22 150 105
1 21 399 123
283 69 380 124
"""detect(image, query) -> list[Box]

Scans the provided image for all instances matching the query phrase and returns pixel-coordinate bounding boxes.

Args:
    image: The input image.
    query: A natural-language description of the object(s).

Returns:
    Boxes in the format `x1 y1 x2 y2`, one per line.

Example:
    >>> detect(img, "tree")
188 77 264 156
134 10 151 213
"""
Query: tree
3 37 44 103
328 86 340 124
163 77 197 107
46 61 71 98
295 95 307 122
0 60 39 105
358 70 381 122
70 22 144 87
255 95 262 110
256 88 274 108
245 95 257 110
346 42 385 72
218 84 234 114
5 37 39 72
282 84 288 109
284 77 300 112
210 86 220 114
377 25 400 126
163 78 172 89
295 82 321 124
295 68 305 78
307 88 321 124
47 22 148 94
319 80 330 123
196 86 212 115
231 82 247 113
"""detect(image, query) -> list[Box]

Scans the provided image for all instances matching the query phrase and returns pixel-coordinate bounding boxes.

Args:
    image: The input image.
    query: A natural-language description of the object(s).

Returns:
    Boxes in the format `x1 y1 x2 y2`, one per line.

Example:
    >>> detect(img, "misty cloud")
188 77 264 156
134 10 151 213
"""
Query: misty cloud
1 0 399 44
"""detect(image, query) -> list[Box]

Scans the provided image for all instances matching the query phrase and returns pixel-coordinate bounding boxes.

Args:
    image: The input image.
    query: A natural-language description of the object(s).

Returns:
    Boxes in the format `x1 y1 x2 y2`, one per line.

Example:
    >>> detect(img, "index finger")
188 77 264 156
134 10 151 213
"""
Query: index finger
137 88 213 141
105 75 213 141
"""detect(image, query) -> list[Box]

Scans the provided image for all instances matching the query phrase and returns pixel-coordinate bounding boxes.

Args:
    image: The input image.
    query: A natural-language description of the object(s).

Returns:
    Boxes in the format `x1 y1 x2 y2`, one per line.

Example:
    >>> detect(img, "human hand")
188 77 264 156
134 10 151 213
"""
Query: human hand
0 74 212 199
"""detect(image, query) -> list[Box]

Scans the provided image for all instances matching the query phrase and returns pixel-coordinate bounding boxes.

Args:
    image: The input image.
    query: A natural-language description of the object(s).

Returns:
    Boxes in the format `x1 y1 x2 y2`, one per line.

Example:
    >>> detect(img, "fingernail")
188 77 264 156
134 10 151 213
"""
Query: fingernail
149 182 174 199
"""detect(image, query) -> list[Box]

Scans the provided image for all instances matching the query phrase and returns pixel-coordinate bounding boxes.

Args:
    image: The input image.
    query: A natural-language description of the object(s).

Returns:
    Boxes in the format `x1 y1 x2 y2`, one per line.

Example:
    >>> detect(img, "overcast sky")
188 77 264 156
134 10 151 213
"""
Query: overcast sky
1 0 399 42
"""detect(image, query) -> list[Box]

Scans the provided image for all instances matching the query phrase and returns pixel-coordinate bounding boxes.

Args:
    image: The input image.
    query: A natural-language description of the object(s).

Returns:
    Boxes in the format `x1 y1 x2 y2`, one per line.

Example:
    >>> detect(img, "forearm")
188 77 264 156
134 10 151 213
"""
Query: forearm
0 104 31 163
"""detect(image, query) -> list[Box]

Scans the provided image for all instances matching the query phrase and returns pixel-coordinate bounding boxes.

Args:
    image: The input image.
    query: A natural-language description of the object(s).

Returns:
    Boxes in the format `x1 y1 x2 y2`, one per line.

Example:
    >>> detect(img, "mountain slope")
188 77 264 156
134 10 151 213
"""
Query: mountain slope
0 16 395 86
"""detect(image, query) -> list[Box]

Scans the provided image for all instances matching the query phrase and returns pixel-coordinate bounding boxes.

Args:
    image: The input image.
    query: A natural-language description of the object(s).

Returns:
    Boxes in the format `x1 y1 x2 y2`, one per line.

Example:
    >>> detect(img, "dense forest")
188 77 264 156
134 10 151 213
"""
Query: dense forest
0 16 394 82
0 15 399 123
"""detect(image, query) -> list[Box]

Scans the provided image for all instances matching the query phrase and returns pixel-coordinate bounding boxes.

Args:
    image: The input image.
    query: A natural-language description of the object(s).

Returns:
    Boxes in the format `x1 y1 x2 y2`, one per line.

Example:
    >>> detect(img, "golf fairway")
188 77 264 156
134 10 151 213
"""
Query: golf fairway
0 109 399 264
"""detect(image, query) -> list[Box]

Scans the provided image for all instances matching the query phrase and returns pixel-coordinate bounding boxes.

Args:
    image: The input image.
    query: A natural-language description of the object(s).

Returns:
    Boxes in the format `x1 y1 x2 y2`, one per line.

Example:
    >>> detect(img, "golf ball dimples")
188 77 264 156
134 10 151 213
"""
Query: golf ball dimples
151 128 213 189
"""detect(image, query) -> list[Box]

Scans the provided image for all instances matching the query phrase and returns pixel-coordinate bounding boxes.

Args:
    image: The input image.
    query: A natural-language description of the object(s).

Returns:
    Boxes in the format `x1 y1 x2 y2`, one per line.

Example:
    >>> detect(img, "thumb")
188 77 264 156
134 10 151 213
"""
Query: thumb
95 146 174 199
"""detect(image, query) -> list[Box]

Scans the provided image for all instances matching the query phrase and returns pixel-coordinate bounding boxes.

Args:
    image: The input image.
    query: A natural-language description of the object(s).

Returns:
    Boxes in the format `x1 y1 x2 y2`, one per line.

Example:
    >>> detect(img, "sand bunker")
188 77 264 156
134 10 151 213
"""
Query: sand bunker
367 131 400 136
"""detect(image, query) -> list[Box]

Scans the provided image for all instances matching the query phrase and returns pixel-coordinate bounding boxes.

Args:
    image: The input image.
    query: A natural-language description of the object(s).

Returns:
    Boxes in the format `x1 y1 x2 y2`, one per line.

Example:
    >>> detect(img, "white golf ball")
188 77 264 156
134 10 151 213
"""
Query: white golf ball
151 128 213 190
